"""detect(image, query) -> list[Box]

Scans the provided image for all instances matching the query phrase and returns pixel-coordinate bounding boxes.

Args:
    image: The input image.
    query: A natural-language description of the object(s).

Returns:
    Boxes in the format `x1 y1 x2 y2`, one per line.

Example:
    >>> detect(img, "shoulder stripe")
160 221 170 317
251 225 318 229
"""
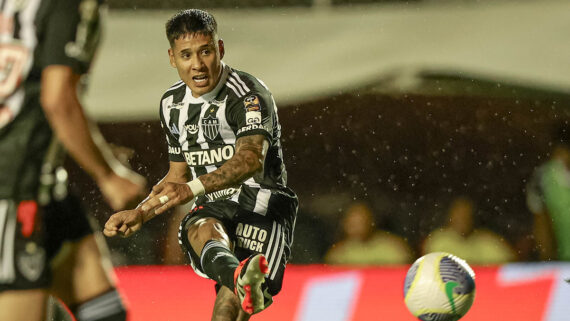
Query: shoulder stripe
228 77 247 97
226 82 243 98
168 80 185 91
230 72 251 93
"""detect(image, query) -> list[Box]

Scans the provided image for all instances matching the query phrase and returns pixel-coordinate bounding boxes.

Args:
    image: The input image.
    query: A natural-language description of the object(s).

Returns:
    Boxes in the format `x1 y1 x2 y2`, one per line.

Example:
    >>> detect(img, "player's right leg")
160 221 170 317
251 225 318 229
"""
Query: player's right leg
46 195 126 321
50 234 126 321
0 289 48 321
179 204 270 316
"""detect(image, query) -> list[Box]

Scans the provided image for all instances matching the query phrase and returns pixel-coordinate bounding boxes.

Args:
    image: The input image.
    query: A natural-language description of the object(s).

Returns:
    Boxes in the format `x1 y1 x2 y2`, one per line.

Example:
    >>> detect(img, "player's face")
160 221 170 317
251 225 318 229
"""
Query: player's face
168 33 224 98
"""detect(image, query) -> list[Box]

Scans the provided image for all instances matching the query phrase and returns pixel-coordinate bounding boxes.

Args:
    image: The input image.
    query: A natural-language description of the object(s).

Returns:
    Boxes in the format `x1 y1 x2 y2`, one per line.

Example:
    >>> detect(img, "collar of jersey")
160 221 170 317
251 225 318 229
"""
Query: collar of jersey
184 61 230 104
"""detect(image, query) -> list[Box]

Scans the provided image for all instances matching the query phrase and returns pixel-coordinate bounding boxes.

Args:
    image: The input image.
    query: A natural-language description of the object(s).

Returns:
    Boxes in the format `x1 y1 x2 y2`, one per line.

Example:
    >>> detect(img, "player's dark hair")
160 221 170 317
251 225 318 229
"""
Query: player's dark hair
165 9 217 47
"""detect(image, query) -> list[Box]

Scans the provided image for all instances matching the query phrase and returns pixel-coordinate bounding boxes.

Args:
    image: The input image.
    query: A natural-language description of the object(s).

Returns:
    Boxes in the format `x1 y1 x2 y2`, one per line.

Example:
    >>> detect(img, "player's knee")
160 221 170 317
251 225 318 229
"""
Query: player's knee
187 218 229 249
73 289 127 321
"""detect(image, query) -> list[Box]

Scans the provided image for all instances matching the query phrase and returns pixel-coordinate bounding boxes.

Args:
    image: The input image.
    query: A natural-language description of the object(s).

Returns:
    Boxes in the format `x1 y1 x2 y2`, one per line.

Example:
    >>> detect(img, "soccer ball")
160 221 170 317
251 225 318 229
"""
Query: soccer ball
403 252 476 321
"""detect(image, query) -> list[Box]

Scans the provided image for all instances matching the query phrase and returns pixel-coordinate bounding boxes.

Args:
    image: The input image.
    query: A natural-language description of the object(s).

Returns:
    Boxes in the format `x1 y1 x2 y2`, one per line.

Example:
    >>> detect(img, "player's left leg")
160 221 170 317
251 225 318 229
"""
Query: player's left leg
211 286 251 321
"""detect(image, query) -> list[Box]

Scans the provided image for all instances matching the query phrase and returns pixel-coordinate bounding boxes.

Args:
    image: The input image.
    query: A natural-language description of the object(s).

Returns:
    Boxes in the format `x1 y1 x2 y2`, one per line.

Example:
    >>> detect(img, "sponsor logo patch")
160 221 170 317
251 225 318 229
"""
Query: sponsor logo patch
185 123 199 135
170 123 180 135
235 223 268 253
246 110 262 125
167 102 185 110
237 123 271 136
168 146 181 154
183 145 235 166
205 187 240 202
243 95 261 112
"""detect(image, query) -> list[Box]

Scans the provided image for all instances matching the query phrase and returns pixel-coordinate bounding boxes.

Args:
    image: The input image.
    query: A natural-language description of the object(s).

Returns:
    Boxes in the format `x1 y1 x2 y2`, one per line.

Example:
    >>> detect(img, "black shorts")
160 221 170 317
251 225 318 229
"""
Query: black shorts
178 194 297 296
0 194 93 291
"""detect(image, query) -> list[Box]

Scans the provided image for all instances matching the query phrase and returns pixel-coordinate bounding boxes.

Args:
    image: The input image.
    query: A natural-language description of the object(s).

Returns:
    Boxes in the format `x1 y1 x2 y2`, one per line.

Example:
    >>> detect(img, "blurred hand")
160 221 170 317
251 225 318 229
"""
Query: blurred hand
98 168 146 211
140 181 195 215
104 208 144 238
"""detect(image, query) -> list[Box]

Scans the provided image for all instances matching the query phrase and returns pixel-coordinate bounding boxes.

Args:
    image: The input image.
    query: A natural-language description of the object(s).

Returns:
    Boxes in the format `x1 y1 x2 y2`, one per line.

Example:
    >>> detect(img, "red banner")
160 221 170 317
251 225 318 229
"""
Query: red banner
115 263 570 321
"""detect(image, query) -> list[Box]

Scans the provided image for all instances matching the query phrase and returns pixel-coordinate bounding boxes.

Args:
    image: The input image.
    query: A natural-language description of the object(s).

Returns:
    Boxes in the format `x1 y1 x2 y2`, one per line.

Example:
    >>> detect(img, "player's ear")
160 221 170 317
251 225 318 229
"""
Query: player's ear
218 39 225 59
168 48 176 68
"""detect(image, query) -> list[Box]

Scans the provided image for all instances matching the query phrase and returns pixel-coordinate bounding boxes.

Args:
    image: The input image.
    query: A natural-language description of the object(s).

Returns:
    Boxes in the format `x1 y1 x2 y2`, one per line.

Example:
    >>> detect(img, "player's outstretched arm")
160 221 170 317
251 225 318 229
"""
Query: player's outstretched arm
41 65 146 210
103 208 144 238
104 161 190 237
140 134 269 216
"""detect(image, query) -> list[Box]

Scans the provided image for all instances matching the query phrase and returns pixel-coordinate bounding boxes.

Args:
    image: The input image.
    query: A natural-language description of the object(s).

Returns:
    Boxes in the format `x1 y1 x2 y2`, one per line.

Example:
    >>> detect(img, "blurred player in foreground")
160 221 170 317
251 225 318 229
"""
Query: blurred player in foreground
104 9 298 320
0 0 146 320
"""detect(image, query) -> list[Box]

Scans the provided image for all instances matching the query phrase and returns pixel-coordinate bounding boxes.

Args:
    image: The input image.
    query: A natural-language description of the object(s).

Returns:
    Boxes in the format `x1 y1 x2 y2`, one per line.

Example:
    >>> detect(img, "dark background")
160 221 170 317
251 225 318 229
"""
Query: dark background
67 77 570 264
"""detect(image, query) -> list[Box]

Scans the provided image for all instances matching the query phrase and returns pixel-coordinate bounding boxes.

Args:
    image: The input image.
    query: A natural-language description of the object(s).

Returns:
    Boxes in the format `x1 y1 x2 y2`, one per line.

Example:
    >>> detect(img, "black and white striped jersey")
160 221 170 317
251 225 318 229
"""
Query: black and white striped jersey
159 62 297 215
0 0 101 199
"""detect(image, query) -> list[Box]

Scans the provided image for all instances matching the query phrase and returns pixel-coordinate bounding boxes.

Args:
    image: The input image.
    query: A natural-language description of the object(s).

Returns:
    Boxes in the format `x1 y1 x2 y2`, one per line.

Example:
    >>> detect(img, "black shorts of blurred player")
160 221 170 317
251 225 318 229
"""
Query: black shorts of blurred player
179 196 297 320
0 195 126 321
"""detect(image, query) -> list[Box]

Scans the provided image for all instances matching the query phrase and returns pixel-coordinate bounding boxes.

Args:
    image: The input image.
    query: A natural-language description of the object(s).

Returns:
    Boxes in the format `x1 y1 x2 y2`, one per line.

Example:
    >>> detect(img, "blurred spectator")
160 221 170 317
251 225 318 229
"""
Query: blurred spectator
290 211 332 264
325 202 413 265
422 197 516 265
526 126 570 261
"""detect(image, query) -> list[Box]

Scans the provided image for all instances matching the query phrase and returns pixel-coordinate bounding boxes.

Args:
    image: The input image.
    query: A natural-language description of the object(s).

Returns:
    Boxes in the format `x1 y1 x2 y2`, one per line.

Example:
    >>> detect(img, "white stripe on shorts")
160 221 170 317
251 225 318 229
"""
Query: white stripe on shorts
271 231 286 280
267 223 283 280
0 200 16 283
253 189 271 216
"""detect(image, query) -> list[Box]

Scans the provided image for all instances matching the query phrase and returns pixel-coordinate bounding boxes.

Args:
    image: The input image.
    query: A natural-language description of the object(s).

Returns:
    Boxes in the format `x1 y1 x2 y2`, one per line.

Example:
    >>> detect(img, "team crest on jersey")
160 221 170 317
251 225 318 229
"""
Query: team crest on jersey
17 242 45 282
201 106 220 140
243 95 261 112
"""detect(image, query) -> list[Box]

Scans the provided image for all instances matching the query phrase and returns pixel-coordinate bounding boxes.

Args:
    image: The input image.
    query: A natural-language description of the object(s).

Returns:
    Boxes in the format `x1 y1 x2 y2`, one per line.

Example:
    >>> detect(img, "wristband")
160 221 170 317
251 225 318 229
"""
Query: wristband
186 178 206 197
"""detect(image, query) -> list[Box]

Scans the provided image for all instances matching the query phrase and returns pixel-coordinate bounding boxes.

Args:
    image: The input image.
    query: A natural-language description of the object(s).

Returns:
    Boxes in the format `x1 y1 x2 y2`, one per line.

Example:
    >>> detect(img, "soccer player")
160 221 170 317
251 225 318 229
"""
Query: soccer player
0 0 146 320
104 9 298 320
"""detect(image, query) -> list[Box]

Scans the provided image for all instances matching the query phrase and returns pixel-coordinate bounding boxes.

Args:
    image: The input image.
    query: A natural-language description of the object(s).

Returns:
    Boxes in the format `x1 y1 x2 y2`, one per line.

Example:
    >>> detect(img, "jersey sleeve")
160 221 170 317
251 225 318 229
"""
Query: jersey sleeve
230 92 275 142
39 0 102 74
159 98 185 163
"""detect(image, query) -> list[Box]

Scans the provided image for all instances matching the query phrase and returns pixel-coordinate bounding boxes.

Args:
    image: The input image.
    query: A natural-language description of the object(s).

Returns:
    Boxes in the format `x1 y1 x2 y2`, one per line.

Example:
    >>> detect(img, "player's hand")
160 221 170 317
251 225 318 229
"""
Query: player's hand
140 182 195 215
98 169 147 211
104 208 144 238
